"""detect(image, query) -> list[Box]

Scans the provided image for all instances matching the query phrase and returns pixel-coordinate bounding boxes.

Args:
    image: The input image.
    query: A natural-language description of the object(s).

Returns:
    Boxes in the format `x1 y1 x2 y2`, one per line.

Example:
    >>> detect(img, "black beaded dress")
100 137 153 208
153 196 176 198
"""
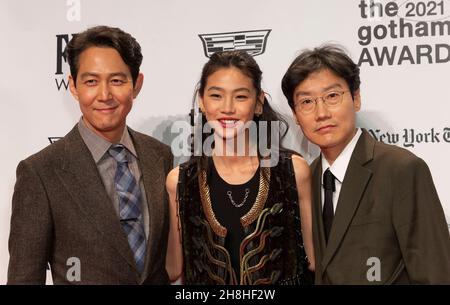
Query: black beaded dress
177 151 313 285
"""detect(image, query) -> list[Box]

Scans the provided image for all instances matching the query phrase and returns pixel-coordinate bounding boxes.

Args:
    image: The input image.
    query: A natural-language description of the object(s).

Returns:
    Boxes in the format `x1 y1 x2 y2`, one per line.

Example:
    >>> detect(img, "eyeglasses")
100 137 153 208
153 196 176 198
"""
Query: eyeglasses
294 90 350 114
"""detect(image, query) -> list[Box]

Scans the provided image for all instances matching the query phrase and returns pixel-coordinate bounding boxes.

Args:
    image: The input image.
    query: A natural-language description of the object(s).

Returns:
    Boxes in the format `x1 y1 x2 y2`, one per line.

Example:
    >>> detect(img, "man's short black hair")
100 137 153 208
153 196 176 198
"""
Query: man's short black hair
281 44 360 109
66 25 143 86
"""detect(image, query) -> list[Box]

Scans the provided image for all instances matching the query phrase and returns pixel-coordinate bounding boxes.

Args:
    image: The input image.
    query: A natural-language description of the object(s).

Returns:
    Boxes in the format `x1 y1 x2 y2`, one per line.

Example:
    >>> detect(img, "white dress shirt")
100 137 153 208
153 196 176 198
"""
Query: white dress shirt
321 128 362 213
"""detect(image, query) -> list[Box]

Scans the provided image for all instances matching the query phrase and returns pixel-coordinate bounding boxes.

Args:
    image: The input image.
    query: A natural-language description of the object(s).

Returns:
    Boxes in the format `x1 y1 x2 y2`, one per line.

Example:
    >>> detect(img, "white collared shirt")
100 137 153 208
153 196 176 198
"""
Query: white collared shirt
321 128 362 212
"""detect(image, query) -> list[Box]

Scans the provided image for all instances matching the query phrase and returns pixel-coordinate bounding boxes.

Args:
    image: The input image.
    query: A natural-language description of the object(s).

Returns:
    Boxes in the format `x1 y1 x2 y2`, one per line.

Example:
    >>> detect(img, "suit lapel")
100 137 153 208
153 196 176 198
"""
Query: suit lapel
310 157 328 284
55 126 138 272
321 129 375 272
129 129 165 279
311 158 327 257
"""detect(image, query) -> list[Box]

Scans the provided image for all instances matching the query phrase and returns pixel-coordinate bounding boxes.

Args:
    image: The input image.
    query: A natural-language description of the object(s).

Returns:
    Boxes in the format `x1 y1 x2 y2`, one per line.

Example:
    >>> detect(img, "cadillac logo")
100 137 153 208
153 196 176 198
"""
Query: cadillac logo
199 29 271 57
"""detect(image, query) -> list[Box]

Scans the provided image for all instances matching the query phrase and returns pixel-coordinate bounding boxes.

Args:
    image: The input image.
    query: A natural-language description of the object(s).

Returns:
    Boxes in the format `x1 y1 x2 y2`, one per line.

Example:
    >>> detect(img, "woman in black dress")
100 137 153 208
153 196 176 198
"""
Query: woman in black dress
166 50 314 284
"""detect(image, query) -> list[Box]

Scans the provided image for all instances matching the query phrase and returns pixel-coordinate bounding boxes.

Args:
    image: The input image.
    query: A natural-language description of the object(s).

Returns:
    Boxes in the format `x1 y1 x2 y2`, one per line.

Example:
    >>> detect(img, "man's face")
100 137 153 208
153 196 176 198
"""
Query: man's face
69 46 143 142
293 69 360 157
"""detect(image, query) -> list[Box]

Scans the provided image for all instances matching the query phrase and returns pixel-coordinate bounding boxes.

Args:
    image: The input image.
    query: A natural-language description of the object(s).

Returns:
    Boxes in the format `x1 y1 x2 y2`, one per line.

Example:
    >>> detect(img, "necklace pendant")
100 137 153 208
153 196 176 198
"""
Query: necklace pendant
227 188 250 208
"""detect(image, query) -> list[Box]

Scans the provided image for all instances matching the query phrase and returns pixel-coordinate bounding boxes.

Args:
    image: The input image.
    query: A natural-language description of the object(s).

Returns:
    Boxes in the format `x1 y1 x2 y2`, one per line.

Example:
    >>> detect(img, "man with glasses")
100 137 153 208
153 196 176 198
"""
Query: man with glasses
281 45 450 284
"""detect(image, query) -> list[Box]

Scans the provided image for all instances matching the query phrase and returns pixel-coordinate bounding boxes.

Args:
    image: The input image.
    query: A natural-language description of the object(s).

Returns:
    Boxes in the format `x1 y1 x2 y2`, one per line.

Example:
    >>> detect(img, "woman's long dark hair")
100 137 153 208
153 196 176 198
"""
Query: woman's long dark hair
190 50 290 174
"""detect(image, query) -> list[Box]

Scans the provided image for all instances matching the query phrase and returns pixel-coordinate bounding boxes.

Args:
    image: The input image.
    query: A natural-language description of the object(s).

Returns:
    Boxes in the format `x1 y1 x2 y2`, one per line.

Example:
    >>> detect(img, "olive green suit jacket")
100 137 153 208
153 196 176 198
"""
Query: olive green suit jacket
311 129 450 284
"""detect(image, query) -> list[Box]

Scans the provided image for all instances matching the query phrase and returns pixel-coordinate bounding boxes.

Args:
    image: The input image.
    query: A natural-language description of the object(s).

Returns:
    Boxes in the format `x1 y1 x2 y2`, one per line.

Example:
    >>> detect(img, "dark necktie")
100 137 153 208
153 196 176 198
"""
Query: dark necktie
323 168 335 244
109 144 147 274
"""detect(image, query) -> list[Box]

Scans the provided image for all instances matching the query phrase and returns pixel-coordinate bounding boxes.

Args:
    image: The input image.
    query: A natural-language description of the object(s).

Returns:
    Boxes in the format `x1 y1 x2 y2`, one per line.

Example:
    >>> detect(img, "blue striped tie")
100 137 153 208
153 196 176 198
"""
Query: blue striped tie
109 144 147 274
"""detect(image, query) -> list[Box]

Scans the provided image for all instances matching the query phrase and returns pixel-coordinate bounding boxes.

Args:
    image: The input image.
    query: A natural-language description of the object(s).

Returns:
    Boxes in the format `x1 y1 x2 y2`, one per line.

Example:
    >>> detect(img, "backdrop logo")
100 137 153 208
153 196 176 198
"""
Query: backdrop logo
55 33 76 91
48 137 63 144
198 29 271 57
369 127 450 147
357 0 450 66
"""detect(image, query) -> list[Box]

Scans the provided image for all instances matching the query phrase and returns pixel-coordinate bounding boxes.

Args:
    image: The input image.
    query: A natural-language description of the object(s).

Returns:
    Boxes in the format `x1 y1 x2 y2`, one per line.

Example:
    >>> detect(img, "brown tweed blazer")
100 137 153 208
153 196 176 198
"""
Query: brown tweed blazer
8 125 173 284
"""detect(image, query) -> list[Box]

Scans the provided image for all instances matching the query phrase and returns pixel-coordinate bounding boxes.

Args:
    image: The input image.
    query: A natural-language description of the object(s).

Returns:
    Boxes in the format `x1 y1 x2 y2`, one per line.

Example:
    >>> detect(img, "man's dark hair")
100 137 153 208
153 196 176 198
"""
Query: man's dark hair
66 25 143 86
281 44 360 109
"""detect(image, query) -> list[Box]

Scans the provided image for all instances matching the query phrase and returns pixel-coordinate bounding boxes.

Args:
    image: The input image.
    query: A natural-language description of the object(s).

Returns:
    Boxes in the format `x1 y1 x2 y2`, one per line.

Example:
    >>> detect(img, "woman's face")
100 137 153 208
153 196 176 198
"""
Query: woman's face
199 67 263 141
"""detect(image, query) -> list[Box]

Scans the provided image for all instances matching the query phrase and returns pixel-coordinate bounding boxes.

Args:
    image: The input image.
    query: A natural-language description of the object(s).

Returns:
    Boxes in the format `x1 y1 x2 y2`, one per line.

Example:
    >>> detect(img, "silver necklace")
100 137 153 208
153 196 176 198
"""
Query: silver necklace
226 188 250 208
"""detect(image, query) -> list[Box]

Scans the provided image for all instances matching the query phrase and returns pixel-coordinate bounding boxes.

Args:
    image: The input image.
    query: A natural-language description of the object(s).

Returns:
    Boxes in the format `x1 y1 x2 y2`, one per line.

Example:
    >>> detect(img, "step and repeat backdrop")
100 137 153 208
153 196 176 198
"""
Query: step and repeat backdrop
1 0 449 283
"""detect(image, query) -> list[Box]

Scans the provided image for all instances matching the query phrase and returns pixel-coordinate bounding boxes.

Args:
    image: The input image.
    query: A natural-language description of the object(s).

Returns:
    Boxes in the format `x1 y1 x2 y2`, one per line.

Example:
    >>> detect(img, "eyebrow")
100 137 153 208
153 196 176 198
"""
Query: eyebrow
295 83 343 97
109 72 128 78
207 86 251 93
79 72 129 79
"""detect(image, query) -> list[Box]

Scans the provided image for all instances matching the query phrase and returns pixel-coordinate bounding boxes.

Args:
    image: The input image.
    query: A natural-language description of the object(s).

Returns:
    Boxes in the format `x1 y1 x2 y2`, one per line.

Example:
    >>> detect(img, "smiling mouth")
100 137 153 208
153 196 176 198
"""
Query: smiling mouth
218 119 239 128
